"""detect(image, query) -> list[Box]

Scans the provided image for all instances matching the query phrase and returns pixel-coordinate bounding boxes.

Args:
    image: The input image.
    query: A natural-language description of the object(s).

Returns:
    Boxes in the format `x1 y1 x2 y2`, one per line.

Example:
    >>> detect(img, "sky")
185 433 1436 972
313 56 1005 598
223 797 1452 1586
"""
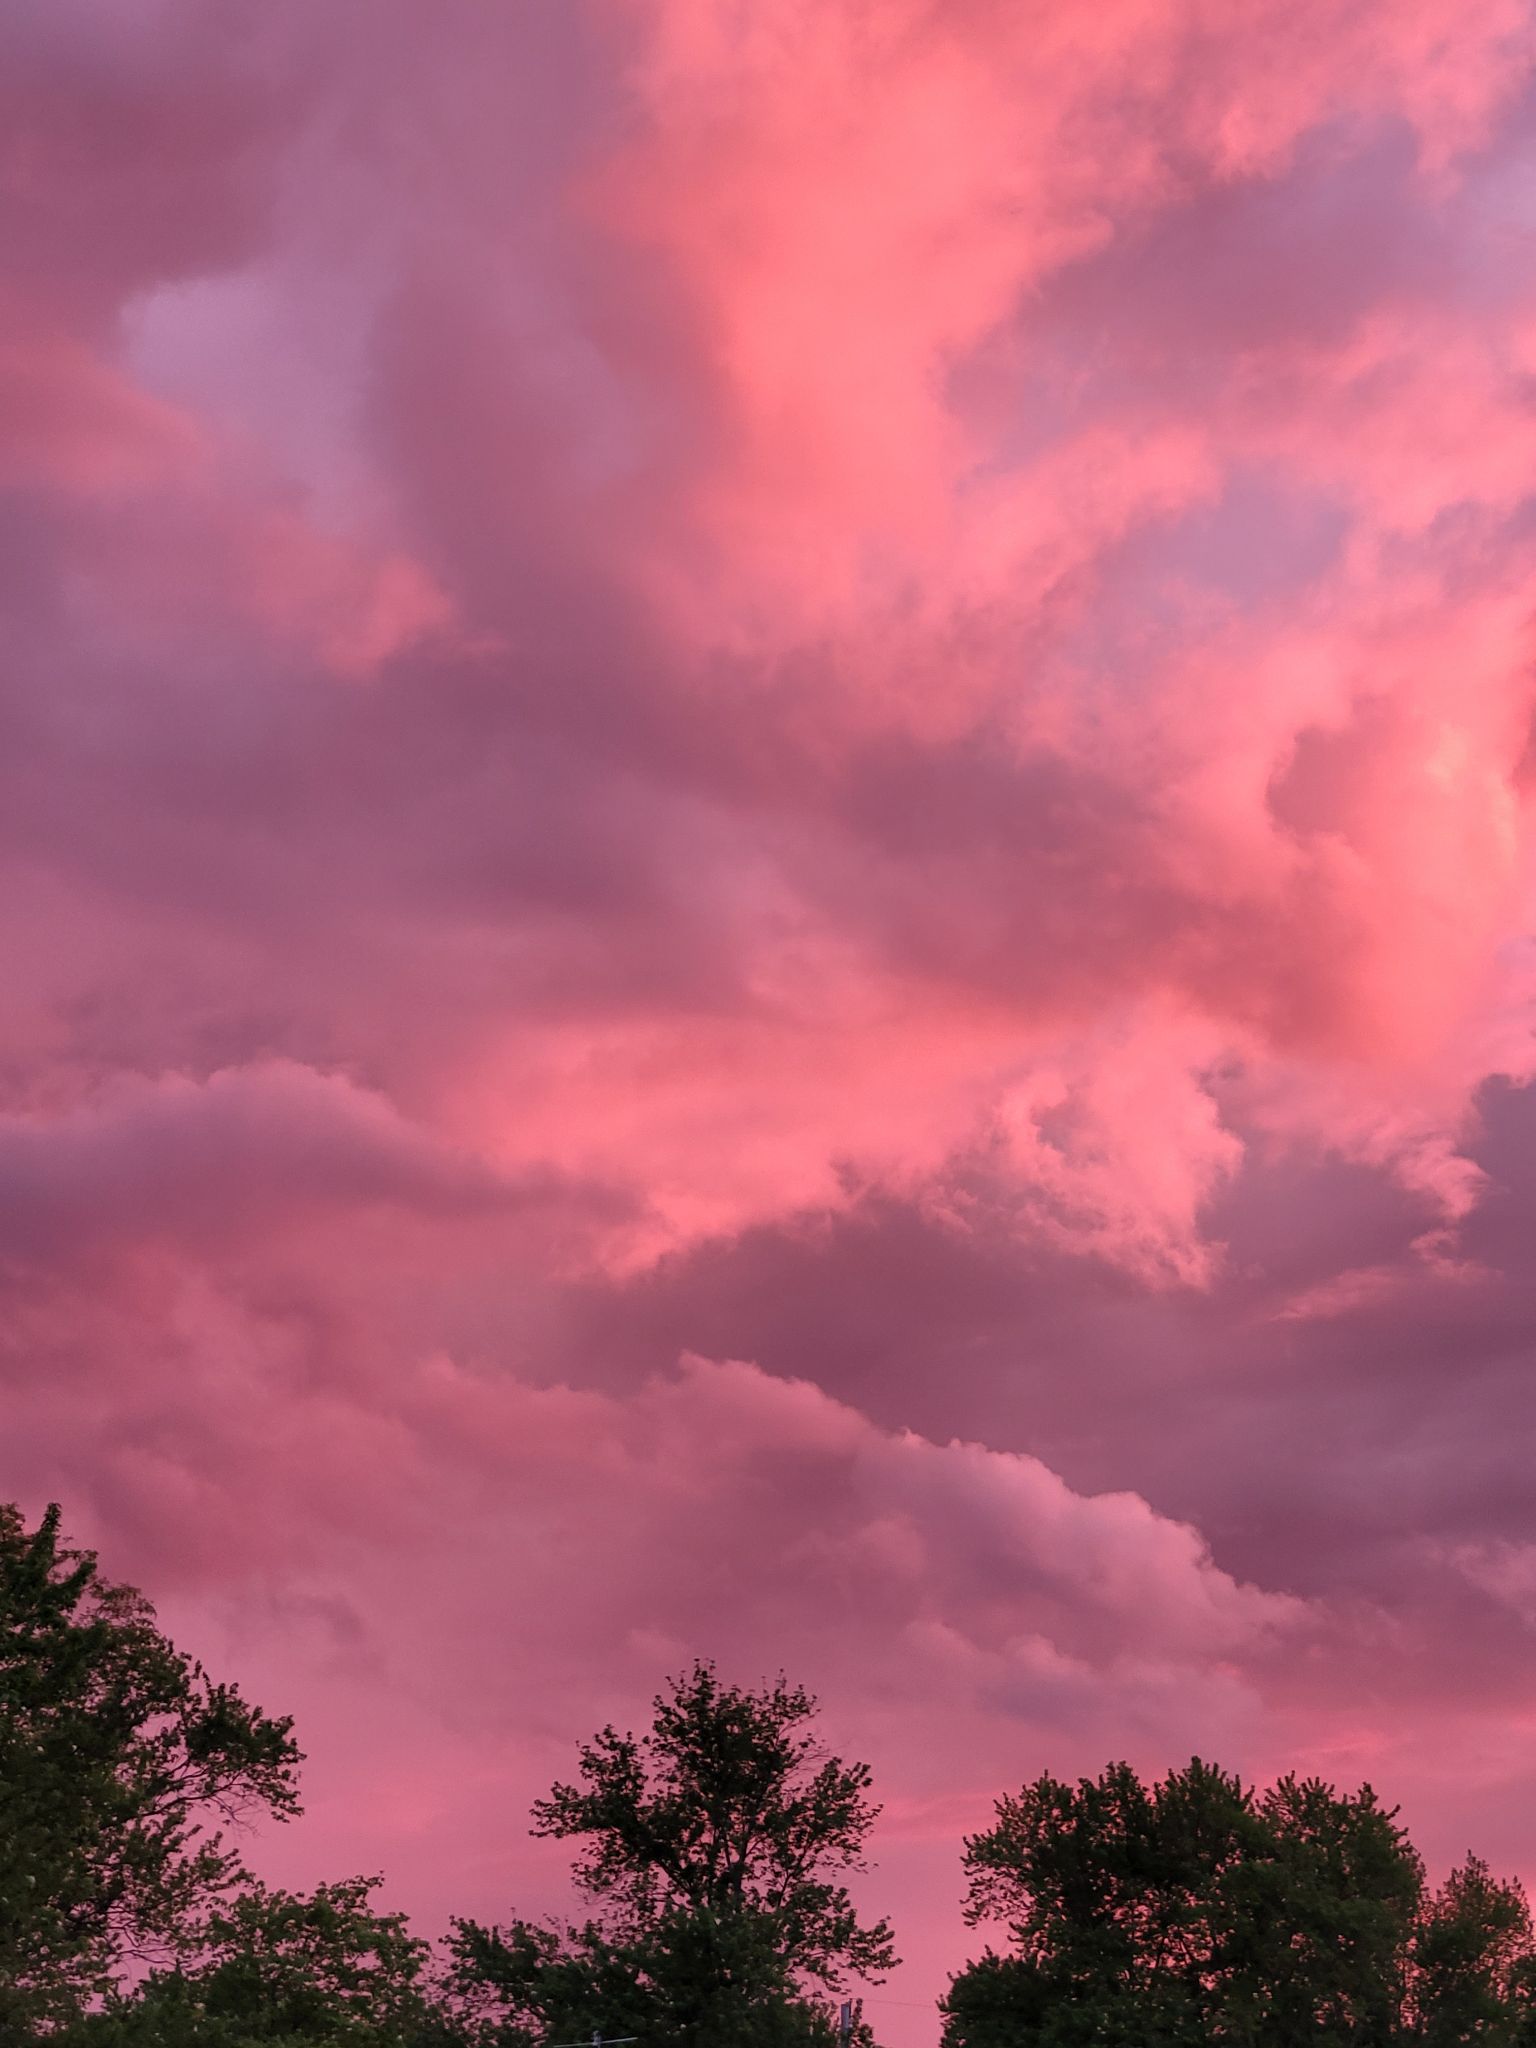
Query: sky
5 0 1536 2036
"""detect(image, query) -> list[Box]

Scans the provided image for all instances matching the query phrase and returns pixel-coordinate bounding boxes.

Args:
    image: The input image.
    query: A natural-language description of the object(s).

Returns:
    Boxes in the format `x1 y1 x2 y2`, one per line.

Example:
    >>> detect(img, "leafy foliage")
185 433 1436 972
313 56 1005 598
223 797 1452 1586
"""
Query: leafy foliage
64 1877 465 2047
1408 1856 1536 2047
0 1502 302 2035
448 1662 895 2046
13 1493 1536 2048
944 1757 1536 2048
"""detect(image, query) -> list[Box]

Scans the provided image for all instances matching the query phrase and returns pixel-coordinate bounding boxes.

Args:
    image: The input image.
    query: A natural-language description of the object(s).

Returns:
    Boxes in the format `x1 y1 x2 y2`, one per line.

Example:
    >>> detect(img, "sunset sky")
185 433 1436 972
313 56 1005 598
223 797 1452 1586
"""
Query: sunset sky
7 0 1536 2036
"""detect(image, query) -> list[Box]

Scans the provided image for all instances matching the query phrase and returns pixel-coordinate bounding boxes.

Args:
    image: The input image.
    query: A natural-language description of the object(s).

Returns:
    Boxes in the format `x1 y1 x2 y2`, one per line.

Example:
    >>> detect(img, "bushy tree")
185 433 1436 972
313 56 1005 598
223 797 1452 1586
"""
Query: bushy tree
448 1662 895 2046
944 1757 1536 2048
66 1877 465 2047
0 1502 302 2035
1408 1856 1536 2048
1221 1772 1425 2044
939 1952 1050 2048
944 1758 1426 2047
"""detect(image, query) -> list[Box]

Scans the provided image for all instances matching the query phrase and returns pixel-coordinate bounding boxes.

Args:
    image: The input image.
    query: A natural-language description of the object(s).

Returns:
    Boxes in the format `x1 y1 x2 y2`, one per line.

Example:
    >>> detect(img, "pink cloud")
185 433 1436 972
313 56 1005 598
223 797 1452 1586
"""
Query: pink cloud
0 329 205 494
9 1350 1307 2016
6 4 1536 2040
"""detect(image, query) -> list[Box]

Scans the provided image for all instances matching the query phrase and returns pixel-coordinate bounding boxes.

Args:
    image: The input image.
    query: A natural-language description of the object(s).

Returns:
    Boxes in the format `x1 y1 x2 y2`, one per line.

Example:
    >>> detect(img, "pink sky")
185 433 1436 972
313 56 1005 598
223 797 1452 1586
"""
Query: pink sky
7 0 1536 2037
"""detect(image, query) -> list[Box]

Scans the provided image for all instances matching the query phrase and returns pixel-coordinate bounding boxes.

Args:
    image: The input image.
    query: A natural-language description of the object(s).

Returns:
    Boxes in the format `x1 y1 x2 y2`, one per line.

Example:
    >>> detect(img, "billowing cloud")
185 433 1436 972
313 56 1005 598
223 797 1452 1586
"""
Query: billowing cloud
5 0 1536 2036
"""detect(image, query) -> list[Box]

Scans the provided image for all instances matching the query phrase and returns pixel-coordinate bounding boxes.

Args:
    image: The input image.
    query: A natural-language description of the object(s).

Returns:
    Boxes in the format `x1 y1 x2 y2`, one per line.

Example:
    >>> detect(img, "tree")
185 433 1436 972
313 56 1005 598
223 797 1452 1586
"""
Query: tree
448 1662 896 2046
64 1877 466 2047
1225 1773 1424 2043
939 1952 1051 2048
1408 1857 1536 2048
943 1758 1426 2048
0 1501 302 2035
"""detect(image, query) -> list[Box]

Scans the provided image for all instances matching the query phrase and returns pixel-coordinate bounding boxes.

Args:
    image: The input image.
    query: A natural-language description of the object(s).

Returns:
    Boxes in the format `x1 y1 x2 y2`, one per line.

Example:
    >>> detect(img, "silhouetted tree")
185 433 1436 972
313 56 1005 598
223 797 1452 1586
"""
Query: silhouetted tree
0 1502 302 2035
448 1662 895 2046
66 1877 465 2046
25 1492 1536 2048
1221 1771 1425 2043
943 1758 1426 2047
1408 1856 1536 2047
944 1757 1536 2048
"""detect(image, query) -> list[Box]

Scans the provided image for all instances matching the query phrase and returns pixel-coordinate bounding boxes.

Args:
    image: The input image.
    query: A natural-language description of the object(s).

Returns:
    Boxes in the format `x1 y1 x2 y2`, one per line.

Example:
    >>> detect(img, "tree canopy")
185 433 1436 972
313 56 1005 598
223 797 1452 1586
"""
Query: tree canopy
943 1756 1536 2048
0 1501 302 2035
66 1877 462 2048
448 1661 896 2046
11 1495 1536 2048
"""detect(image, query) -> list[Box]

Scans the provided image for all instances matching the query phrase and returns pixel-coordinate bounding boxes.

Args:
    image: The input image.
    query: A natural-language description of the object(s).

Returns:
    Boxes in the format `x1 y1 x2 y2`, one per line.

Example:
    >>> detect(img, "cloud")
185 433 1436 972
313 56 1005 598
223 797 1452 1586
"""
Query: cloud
2 0 1533 1281
12 1348 1307 1977
5 4 1536 2037
0 1061 540 1265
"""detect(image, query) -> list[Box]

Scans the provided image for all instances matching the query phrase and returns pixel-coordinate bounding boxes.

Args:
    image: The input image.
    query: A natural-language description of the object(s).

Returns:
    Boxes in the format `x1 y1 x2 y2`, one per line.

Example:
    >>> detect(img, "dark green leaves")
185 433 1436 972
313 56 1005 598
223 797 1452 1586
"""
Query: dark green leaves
944 1757 1536 2048
0 1502 302 2034
68 1877 462 2047
451 1662 895 2046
